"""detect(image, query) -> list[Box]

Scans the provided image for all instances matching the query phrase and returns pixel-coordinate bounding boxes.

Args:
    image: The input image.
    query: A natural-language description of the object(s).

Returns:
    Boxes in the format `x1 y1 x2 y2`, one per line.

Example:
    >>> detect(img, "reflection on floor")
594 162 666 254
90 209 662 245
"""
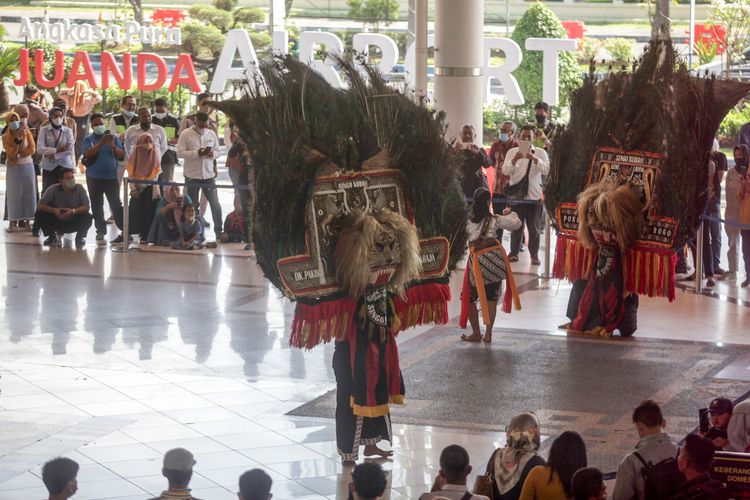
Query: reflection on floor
0 225 748 499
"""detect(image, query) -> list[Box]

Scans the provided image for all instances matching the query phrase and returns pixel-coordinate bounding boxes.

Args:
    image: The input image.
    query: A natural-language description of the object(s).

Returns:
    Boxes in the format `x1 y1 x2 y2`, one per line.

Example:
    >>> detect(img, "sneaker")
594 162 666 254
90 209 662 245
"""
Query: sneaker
714 267 726 276
111 234 124 244
705 278 715 287
43 235 58 246
508 254 519 263
205 241 218 249
244 243 253 251
742 278 750 288
531 256 541 266
95 233 106 245
718 271 737 281
75 237 86 248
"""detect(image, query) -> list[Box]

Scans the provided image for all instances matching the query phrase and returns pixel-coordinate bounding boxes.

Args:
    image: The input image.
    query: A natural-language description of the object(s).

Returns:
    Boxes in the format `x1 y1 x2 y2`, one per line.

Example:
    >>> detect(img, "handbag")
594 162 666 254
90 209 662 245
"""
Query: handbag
501 159 532 200
472 472 495 499
468 217 507 287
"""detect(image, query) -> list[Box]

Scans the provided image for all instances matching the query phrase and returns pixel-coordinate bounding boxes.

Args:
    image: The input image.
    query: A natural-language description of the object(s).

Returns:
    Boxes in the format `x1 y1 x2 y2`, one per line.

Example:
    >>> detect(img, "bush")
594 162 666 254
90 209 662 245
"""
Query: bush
578 37 602 63
718 101 750 145
603 37 635 62
511 3 581 107
96 86 191 116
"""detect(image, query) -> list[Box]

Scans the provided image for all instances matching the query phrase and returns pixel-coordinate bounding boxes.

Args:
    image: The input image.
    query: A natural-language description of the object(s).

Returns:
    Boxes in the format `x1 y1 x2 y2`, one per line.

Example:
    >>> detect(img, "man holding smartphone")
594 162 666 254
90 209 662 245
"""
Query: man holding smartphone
177 111 222 239
501 125 550 265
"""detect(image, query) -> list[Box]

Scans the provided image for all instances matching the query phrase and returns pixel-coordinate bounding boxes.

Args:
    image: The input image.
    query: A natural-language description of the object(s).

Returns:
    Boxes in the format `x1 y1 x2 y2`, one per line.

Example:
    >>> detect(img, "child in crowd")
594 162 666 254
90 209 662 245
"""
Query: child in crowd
702 397 733 450
220 197 245 243
172 205 204 250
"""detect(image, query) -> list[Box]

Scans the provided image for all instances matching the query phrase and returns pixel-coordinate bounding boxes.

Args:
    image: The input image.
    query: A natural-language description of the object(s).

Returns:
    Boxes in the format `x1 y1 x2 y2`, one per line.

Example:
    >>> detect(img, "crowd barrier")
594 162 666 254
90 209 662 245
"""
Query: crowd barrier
115 177 251 253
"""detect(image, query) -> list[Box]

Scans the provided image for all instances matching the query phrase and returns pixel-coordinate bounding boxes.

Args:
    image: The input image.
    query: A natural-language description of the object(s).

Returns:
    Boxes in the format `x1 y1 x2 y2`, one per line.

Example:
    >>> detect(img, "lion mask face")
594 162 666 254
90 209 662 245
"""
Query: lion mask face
334 209 422 298
577 180 644 252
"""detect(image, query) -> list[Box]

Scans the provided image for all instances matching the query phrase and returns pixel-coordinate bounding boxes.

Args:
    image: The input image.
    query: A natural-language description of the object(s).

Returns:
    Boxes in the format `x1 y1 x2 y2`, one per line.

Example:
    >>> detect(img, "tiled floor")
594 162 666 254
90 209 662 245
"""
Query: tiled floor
0 183 748 499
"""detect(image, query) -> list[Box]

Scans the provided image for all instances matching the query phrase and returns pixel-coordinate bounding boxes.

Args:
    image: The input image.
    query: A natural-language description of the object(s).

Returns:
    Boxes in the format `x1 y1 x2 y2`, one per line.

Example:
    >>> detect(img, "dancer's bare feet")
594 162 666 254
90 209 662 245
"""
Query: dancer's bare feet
363 444 393 458
461 333 482 342
483 333 492 343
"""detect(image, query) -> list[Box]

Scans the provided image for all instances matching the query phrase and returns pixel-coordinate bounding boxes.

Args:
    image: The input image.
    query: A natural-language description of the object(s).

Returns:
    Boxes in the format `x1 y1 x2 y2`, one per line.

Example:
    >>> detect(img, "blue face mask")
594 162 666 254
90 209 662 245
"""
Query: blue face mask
93 125 107 135
8 121 20 131
123 110 135 119
500 133 510 142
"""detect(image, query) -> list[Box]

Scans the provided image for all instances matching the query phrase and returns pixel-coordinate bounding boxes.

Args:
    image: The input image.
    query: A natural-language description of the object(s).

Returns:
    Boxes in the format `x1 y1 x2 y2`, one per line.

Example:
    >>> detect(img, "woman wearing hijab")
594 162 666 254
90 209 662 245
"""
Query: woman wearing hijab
484 412 545 500
127 133 161 242
3 111 37 231
147 185 192 246
58 81 102 158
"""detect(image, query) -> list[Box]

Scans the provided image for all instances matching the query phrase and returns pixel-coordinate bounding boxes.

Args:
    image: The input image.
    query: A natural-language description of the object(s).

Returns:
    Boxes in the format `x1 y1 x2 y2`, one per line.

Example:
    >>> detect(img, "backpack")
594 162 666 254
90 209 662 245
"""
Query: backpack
634 451 685 500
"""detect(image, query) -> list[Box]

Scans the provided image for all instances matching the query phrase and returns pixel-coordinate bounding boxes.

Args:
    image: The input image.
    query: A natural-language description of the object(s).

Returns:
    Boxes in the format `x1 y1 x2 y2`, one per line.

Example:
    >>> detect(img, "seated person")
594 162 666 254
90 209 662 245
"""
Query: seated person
147 185 191 246
420 445 489 500
349 462 387 500
671 433 728 499
726 400 750 452
42 457 79 500
238 469 272 500
172 205 204 250
701 397 732 450
571 468 606 500
220 197 246 243
35 167 92 247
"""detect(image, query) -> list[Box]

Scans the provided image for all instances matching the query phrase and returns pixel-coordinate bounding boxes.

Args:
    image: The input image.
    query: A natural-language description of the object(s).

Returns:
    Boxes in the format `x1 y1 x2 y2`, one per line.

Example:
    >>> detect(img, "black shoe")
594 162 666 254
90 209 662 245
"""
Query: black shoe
111 234 124 244
43 235 58 246
32 229 39 237
742 279 750 288
75 237 86 248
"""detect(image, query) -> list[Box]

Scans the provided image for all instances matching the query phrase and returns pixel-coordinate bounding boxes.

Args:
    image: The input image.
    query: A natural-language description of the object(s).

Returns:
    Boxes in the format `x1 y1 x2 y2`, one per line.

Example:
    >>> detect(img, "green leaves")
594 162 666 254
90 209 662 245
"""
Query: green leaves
510 3 581 107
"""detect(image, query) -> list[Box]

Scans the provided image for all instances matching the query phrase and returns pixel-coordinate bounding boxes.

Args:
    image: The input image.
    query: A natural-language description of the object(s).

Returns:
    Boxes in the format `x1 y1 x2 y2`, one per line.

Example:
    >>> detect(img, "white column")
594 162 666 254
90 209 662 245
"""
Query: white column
414 0 428 101
434 0 485 144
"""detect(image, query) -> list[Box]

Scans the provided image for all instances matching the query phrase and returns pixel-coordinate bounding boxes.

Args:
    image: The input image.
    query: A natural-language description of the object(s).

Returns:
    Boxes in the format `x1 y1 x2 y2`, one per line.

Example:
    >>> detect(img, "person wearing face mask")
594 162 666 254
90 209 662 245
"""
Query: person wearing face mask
489 121 519 195
82 113 125 244
124 108 168 161
532 102 554 151
177 111 223 240
41 99 77 143
2 109 37 232
724 145 750 282
109 95 138 143
501 125 550 265
151 97 181 182
127 133 162 243
37 107 76 195
35 167 92 247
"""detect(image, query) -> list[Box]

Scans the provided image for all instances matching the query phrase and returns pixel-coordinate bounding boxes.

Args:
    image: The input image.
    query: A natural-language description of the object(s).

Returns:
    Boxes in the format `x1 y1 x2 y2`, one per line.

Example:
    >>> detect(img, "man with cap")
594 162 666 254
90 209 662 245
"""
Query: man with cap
702 397 733 450
149 448 204 500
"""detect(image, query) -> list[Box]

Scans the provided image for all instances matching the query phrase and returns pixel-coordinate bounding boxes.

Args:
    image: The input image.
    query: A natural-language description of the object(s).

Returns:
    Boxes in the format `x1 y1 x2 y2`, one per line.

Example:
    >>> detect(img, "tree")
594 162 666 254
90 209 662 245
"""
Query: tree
129 0 143 24
709 0 750 78
347 0 399 31
182 0 268 82
0 44 19 112
510 3 581 109
651 0 670 39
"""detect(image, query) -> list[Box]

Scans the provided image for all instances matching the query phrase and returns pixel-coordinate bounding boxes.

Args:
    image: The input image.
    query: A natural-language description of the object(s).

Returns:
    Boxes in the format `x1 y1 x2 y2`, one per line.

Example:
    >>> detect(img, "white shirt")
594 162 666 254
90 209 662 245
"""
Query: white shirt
466 213 522 242
124 124 168 160
501 145 550 200
177 127 220 180
419 484 490 500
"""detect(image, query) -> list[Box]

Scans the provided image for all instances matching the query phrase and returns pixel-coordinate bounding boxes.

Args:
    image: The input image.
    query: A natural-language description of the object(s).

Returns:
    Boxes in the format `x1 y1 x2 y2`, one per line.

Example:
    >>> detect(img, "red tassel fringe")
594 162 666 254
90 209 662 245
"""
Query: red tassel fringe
553 236 676 302
289 298 357 350
393 282 451 331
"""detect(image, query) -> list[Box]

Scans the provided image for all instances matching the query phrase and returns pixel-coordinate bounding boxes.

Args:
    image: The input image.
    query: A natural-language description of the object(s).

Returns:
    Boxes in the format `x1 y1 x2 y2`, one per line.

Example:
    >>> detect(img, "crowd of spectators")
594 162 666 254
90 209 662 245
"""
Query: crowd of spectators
456 102 750 287
2 85 253 251
35 397 750 500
